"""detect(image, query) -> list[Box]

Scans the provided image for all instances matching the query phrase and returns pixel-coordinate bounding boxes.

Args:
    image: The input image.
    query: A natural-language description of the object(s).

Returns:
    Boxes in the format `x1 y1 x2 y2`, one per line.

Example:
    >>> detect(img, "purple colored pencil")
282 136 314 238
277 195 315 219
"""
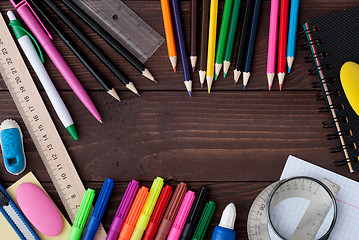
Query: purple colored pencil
106 180 139 240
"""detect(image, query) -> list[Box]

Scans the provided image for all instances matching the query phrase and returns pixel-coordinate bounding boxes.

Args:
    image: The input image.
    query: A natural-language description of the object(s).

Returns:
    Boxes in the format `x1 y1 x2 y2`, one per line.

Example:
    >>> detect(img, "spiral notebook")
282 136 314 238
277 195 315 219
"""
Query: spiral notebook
303 6 359 172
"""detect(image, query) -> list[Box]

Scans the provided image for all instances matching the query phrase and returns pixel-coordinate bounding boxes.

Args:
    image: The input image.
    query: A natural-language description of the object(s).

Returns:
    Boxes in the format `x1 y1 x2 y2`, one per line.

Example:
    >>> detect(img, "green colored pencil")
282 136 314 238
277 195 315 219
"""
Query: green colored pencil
215 0 234 80
223 0 242 78
192 201 216 240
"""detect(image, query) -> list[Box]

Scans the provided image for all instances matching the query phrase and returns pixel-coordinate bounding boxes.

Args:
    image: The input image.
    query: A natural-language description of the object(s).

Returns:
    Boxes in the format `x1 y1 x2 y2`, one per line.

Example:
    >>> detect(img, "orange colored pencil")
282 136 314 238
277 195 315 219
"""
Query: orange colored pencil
118 186 149 240
160 0 177 72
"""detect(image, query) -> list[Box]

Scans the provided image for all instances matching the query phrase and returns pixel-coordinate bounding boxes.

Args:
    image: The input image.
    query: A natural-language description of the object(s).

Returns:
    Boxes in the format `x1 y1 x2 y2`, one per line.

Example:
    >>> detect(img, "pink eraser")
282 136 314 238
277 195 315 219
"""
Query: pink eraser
16 182 63 236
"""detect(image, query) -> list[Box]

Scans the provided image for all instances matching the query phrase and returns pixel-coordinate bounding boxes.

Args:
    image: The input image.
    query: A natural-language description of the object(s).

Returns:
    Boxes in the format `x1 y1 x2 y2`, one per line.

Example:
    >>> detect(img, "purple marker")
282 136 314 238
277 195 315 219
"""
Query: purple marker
106 180 139 240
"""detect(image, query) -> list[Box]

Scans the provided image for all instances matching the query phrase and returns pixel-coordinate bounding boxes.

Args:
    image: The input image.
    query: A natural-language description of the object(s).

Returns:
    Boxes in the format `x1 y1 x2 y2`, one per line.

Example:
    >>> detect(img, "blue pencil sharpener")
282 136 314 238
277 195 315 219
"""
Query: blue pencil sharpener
0 119 26 175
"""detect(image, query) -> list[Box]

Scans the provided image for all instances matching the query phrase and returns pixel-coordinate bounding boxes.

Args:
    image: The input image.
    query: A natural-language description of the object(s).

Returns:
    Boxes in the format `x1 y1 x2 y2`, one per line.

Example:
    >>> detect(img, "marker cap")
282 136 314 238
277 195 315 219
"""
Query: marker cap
192 201 216 240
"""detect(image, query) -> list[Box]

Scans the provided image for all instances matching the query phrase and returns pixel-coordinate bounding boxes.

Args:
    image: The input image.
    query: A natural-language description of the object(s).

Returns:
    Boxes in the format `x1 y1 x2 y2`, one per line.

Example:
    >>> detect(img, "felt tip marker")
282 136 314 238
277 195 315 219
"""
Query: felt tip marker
211 203 236 240
192 201 216 240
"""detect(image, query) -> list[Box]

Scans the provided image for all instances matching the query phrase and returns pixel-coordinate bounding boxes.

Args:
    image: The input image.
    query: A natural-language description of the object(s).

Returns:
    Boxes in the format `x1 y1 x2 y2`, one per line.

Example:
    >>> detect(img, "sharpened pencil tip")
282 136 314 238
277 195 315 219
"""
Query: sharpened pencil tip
208 88 211 94
152 79 158 83
243 85 246 90
224 72 226 78
188 91 192 97
279 84 283 91
234 80 237 87
287 67 291 73
201 83 203 88
192 67 195 73
268 85 272 91
99 120 103 124
173 67 176 72
215 74 218 81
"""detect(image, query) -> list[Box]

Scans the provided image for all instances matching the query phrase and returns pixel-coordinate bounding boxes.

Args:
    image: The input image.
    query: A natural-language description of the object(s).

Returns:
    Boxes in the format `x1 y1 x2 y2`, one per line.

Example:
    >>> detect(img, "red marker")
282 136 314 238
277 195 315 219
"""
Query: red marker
143 185 173 240
277 0 289 90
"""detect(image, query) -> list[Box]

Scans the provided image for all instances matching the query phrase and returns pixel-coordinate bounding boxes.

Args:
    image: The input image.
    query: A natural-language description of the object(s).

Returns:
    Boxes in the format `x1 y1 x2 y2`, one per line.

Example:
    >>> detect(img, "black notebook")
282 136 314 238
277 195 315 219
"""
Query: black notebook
303 6 359 172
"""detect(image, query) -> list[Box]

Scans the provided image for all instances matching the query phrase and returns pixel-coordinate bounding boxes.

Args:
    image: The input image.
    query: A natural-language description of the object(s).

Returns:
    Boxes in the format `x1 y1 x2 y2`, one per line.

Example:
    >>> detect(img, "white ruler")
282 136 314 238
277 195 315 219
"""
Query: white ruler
0 13 106 239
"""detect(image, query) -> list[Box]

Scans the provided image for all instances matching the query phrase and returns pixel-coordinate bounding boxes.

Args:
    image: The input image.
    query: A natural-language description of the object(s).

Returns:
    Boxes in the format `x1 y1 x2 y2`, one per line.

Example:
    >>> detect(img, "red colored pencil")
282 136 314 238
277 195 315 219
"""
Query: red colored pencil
277 0 289 91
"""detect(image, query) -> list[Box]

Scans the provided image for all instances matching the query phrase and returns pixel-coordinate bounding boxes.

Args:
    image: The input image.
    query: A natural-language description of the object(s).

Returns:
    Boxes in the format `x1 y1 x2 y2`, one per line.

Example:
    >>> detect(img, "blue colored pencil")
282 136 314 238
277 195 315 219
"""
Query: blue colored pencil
170 0 192 97
286 0 300 73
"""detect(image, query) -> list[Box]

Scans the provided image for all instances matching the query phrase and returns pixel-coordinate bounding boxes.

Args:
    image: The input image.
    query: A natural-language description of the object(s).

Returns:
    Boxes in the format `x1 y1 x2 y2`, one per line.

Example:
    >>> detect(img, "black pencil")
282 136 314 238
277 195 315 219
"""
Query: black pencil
28 1 121 102
234 0 253 85
190 0 197 72
34 0 139 96
60 0 156 83
198 0 210 87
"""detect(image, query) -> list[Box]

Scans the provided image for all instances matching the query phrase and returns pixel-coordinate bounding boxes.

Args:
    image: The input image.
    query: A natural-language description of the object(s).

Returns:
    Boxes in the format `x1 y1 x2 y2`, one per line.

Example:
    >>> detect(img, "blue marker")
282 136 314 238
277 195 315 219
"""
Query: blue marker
211 203 236 240
286 0 300 73
83 178 114 240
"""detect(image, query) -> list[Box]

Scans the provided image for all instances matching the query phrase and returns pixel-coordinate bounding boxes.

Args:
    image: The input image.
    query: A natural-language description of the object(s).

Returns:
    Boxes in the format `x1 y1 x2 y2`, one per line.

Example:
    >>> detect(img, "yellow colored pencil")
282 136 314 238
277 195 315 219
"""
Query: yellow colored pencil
206 0 219 93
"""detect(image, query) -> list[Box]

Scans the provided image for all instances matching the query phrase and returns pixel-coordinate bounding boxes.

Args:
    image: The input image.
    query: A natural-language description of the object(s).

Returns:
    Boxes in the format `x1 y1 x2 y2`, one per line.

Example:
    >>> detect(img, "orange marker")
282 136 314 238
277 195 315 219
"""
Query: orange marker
160 0 177 72
118 186 149 240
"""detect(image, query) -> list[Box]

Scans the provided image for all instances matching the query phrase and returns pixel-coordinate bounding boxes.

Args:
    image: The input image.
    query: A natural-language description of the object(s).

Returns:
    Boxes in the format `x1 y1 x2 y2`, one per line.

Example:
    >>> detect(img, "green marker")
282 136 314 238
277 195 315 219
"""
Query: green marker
223 0 242 78
192 201 216 240
214 0 234 80
68 188 95 240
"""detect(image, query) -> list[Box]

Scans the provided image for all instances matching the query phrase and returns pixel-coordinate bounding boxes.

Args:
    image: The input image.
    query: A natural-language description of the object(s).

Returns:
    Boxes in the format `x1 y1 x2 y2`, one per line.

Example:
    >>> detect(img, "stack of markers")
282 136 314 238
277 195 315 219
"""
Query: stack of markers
68 177 238 240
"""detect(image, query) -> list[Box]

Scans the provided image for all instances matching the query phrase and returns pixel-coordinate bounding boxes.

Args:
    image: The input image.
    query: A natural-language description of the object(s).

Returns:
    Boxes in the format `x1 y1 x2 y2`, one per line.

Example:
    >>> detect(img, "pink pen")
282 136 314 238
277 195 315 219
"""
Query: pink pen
266 0 280 91
10 0 102 122
167 191 195 240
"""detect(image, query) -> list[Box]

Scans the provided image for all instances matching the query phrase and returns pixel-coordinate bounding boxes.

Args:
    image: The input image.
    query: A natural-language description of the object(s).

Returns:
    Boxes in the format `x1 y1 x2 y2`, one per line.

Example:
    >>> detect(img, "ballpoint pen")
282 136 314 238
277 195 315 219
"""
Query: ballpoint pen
7 11 79 140
9 0 102 122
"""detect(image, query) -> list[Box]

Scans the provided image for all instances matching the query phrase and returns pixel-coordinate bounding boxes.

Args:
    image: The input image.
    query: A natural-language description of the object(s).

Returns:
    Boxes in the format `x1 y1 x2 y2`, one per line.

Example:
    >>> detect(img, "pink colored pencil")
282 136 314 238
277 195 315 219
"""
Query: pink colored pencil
266 0 280 91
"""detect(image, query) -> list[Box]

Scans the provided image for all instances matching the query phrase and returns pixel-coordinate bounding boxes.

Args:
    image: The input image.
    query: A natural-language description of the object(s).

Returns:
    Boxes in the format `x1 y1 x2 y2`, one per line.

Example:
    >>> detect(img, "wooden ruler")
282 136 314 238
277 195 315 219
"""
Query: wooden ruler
0 13 106 239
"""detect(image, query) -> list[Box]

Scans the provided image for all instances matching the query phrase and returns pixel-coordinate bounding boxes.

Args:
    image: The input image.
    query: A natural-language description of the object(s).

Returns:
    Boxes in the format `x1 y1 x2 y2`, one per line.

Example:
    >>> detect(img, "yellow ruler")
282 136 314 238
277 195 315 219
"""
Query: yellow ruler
0 13 106 239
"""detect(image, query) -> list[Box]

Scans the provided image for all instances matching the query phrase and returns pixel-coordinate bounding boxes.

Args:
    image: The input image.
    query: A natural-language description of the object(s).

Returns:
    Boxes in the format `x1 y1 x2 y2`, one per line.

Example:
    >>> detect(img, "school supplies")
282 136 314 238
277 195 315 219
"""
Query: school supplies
242 0 261 89
107 180 139 240
160 0 177 72
190 0 197 72
181 186 208 240
287 0 300 72
9 0 102 122
155 182 187 240
7 11 79 139
211 203 236 240
266 0 279 90
277 0 289 90
340 62 359 117
119 186 149 240
0 119 26 175
302 6 359 172
36 0 139 96
72 0 164 64
171 0 192 97
69 189 96 240
131 177 164 240
206 0 219 93
192 201 216 240
60 0 155 82
198 0 210 87
143 185 173 240
83 178 114 240
215 0 233 80
167 191 195 240
223 0 241 78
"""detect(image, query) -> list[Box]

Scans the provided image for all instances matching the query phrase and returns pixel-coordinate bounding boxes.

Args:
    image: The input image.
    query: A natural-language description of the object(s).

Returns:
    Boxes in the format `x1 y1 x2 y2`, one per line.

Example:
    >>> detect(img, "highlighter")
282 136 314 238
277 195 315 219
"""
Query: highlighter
130 177 164 240
106 180 139 240
211 203 236 240
68 188 95 240
167 191 196 240
143 185 173 240
192 201 216 240
118 186 149 240
83 178 114 240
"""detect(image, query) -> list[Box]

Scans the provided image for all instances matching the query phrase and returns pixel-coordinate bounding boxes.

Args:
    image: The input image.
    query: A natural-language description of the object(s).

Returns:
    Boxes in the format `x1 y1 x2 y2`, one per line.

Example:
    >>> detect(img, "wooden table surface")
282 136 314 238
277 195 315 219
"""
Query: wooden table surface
1 0 358 239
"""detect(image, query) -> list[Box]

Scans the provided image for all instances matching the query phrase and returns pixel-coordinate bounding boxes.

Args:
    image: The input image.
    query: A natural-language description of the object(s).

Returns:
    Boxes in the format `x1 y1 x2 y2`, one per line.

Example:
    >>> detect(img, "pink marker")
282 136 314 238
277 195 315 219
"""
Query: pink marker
9 0 102 122
167 191 195 240
266 0 280 91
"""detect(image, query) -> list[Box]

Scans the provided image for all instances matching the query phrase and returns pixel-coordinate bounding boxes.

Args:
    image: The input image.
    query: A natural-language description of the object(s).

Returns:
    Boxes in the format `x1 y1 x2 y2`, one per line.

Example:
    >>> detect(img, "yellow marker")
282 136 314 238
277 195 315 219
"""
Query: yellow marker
340 61 359 117
206 0 219 93
130 177 164 240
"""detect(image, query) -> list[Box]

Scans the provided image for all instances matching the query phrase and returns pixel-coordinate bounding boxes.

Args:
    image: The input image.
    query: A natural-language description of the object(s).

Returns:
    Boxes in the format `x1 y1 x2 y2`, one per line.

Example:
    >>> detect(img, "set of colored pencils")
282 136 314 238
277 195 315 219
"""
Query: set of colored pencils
267 0 300 90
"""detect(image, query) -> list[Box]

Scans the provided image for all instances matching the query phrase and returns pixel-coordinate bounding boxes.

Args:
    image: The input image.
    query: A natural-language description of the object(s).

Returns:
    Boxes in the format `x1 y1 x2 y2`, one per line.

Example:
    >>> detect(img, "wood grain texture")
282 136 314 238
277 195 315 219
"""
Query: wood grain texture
1 1 359 239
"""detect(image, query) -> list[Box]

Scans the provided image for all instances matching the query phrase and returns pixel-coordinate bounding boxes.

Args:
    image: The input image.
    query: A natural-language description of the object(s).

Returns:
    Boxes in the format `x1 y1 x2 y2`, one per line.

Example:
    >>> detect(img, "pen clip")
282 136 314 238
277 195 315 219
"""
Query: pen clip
11 0 53 40
9 21 45 63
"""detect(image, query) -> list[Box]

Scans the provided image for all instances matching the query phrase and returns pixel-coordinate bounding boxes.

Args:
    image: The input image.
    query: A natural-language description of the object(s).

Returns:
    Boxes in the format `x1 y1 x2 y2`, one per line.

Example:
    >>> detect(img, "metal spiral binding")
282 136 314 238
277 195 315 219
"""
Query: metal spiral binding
327 129 352 140
302 39 323 49
305 51 327 63
308 64 332 75
297 25 320 38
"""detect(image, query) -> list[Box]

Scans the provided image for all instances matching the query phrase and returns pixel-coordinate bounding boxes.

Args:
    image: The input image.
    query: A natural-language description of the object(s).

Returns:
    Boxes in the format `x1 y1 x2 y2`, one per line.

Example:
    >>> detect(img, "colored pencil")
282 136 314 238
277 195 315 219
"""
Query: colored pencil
287 0 300 73
160 0 178 72
242 0 262 89
206 0 219 93
277 0 289 90
234 0 253 84
267 0 280 90
198 0 210 87
215 0 233 80
223 0 242 78
190 0 197 72
171 0 193 97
